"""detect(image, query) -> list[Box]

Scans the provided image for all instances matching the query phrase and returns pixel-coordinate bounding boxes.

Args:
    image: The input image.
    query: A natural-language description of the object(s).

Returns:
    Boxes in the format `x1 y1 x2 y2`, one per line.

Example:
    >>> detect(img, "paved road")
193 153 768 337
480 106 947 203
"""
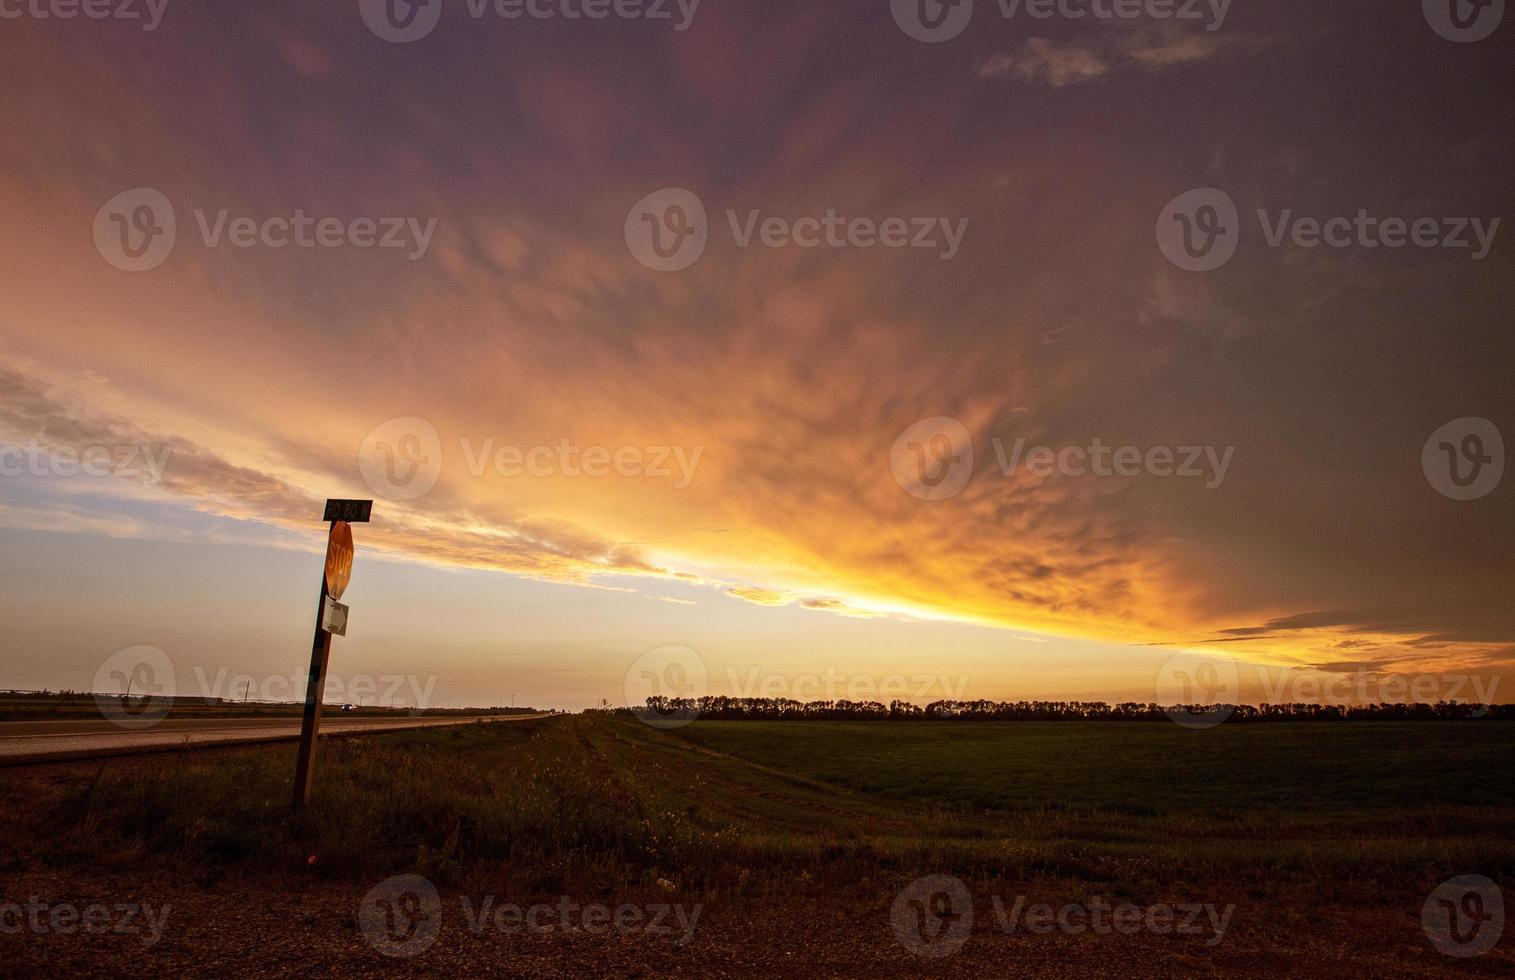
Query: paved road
0 713 554 764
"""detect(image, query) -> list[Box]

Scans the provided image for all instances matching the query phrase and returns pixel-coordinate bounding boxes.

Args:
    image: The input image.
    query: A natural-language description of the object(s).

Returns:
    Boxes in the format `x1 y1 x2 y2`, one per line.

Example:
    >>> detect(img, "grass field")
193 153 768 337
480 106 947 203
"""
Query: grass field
673 718 1515 813
10 716 1513 884
4 715 1512 974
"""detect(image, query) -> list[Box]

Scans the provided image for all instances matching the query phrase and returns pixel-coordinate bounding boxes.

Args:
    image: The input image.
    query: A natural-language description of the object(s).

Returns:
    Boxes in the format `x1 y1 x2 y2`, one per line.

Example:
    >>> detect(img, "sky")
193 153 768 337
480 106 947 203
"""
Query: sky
1 0 1511 711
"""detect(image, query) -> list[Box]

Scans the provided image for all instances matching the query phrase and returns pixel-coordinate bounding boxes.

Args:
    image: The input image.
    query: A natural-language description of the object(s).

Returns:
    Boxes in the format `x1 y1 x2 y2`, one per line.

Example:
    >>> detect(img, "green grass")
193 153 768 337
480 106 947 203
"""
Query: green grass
668 719 1515 886
669 720 1515 815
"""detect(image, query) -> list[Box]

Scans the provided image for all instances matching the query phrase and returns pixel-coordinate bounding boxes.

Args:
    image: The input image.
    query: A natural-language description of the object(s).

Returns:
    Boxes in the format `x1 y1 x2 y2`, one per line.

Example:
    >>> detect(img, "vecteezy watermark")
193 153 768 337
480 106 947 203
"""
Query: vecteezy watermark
991 894 1233 947
1423 417 1504 502
93 646 176 730
725 667 970 702
1156 650 1241 728
1423 875 1504 957
1156 651 1504 730
892 875 974 958
358 417 445 502
356 417 704 501
0 0 168 31
91 188 176 273
1423 0 1504 42
192 667 439 712
0 439 172 488
0 898 171 947
359 875 443 959
93 188 438 272
358 0 701 44
625 187 970 272
624 645 707 729
1157 188 1502 272
890 417 1235 501
989 437 1234 488
459 438 703 488
90 651 443 730
358 874 701 959
890 417 974 501
891 0 1232 44
460 895 701 945
889 875 1234 957
1154 188 1239 272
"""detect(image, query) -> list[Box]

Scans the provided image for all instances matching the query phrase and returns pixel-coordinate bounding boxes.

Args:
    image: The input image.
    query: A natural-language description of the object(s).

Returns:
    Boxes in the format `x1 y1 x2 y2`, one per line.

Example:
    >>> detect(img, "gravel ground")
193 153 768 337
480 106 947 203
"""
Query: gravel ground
2 866 1507 977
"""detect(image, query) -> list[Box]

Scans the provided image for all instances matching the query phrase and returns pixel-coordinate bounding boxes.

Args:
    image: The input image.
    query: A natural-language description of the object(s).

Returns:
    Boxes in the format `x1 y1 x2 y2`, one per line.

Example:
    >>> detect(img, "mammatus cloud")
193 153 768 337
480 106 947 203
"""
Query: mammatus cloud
0 361 678 589
977 28 1234 86
725 586 791 606
978 38 1115 87
0 356 920 625
1 3 1510 689
1149 610 1515 673
724 586 894 619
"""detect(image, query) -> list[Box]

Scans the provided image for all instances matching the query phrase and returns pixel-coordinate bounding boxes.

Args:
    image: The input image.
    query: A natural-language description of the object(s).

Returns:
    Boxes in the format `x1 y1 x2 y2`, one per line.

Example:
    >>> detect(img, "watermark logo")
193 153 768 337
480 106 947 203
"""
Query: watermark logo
360 0 699 41
1159 188 1502 271
92 646 176 730
893 0 1229 42
992 894 1233 945
1155 651 1239 729
1423 417 1503 501
193 666 439 712
625 188 709 272
1422 875 1503 957
1423 0 1504 41
359 0 443 42
990 437 1234 488
359 874 443 959
1156 188 1239 272
359 417 444 501
460 896 701 944
891 417 975 501
626 188 970 271
0 440 172 488
94 188 176 273
892 420 1236 501
1155 659 1501 727
891 0 974 42
93 188 437 271
359 424 703 500
0 0 169 31
460 438 702 488
891 875 974 957
0 899 170 946
624 645 707 729
726 667 970 702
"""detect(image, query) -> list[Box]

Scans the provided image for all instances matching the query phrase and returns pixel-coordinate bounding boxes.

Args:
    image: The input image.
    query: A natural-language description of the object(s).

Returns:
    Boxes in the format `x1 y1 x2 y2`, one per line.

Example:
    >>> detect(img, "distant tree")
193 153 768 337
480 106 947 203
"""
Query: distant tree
632 695 1509 723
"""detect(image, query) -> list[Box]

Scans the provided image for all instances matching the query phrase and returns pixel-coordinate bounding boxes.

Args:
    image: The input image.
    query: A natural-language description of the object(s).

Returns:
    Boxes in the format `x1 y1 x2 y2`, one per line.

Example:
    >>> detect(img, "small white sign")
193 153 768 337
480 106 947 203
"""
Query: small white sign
323 597 350 637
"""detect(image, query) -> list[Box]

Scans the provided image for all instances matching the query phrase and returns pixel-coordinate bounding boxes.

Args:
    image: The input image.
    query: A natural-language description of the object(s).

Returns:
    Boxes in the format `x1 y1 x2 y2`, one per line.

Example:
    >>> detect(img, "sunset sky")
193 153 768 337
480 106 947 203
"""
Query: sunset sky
1 0 1511 710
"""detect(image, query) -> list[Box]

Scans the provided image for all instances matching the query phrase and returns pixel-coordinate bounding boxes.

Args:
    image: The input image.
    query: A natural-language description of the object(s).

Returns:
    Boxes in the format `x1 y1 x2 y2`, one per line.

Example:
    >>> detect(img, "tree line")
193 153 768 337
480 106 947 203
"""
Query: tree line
612 696 1511 722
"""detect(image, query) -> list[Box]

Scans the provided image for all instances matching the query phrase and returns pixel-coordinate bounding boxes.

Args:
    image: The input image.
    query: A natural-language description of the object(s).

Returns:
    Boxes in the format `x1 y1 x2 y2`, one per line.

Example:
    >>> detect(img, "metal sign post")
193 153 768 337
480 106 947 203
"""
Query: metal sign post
292 499 371 810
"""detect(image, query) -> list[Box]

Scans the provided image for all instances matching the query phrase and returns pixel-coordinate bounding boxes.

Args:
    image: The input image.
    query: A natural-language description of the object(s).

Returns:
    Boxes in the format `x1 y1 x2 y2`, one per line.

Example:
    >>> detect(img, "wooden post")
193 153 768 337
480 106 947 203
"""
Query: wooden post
291 500 369 811
292 571 334 810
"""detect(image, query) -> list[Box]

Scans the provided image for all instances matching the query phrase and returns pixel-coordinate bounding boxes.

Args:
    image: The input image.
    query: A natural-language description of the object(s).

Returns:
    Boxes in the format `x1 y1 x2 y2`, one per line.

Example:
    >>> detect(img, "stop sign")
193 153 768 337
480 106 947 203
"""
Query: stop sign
324 521 354 600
